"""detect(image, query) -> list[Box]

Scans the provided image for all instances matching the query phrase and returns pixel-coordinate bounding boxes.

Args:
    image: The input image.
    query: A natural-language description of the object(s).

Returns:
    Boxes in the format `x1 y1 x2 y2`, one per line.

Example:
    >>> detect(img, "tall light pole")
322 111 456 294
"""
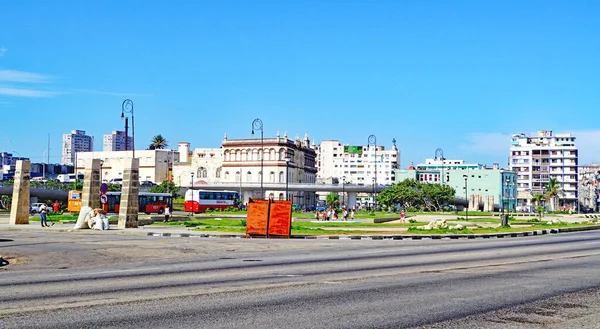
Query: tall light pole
371 177 375 211
121 99 135 159
285 155 291 200
368 134 377 210
251 118 264 198
463 174 469 221
342 175 346 207
435 148 444 184
190 172 195 214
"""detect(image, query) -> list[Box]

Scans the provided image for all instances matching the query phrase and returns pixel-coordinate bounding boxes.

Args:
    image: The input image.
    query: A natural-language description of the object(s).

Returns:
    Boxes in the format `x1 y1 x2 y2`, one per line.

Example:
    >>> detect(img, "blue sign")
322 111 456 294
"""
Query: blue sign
100 183 108 194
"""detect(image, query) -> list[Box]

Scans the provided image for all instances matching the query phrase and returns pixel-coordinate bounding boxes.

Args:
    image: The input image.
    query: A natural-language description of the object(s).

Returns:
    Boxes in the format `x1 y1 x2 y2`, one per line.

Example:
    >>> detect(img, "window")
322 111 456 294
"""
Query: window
279 149 285 160
235 171 240 182
247 171 252 182
224 171 230 180
224 151 230 161
197 167 207 178
215 167 221 178
270 149 276 161
235 150 240 161
270 171 275 182
279 193 284 200
279 171 284 183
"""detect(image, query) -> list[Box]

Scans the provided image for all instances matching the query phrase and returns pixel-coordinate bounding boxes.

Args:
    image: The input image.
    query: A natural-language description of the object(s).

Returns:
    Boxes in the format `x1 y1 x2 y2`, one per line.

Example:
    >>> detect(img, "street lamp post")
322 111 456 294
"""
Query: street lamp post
100 160 104 185
342 175 346 207
435 148 444 185
190 172 194 190
121 99 135 159
463 175 469 221
251 118 264 198
368 134 377 211
285 155 291 200
371 177 375 211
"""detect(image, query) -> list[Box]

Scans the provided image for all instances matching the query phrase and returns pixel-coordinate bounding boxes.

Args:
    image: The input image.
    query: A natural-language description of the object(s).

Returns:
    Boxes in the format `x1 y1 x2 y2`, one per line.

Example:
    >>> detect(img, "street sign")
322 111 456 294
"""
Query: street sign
100 194 108 204
100 183 108 194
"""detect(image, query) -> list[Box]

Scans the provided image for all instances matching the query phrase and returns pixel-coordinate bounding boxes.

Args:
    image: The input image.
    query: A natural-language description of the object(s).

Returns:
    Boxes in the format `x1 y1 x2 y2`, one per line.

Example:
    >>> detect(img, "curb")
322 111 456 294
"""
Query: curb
145 226 600 240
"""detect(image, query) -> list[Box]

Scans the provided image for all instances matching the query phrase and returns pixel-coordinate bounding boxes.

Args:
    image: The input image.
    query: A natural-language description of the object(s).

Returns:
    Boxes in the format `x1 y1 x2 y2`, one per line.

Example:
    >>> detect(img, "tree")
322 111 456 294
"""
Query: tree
326 192 340 209
150 180 180 197
376 179 455 212
533 193 545 220
545 178 563 212
149 134 168 150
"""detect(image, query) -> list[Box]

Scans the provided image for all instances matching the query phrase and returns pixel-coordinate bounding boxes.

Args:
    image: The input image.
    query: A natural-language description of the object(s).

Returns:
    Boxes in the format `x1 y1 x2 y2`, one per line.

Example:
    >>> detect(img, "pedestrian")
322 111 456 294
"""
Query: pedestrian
343 209 348 221
400 211 406 223
53 200 59 213
39 204 53 227
350 209 355 221
315 210 320 221
326 209 331 221
322 210 327 221
164 204 171 222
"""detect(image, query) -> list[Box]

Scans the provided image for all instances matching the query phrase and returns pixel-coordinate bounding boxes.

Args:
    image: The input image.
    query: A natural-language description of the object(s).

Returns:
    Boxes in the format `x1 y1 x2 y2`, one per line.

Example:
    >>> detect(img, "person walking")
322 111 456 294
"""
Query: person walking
400 210 406 223
350 208 355 221
53 200 59 213
164 204 171 222
39 204 53 227
315 210 320 221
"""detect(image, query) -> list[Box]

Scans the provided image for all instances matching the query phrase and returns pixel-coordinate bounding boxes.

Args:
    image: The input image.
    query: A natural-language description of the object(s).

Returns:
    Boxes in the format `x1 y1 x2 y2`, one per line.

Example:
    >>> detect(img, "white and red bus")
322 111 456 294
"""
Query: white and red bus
106 192 172 214
184 189 240 213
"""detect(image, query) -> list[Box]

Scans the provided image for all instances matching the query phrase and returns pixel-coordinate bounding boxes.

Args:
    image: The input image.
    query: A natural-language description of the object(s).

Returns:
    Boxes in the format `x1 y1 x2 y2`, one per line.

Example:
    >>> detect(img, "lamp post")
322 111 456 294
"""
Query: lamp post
100 160 104 185
121 99 135 159
190 172 194 190
435 148 444 184
342 175 346 207
463 174 469 221
371 177 375 211
251 118 264 198
285 155 291 200
505 177 510 213
368 134 377 210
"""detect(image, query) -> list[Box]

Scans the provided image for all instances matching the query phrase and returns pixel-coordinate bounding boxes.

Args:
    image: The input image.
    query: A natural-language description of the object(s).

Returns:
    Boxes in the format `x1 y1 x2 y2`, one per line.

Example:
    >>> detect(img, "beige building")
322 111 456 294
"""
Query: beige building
172 132 318 204
76 149 178 184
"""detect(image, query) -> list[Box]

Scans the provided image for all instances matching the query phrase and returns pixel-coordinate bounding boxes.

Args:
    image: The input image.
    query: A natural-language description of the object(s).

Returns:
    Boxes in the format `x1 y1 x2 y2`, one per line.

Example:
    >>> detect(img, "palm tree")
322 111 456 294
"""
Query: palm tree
545 178 563 212
149 135 168 150
533 193 545 220
326 192 340 209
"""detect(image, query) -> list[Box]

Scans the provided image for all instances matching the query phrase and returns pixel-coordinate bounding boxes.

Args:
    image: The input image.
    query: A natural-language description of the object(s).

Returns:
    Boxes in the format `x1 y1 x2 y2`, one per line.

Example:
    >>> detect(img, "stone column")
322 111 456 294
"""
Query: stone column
346 192 358 210
9 160 30 225
118 158 139 229
81 159 101 210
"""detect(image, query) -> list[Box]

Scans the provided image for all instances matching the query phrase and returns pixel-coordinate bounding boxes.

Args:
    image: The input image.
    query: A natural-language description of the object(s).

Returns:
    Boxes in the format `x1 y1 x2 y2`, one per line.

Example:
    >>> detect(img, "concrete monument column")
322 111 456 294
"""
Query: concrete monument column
81 159 101 210
9 160 31 225
118 158 139 229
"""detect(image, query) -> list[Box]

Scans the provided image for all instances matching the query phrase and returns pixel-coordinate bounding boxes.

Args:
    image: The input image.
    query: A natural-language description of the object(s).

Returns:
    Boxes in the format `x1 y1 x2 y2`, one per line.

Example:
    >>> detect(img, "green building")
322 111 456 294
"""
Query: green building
394 159 517 210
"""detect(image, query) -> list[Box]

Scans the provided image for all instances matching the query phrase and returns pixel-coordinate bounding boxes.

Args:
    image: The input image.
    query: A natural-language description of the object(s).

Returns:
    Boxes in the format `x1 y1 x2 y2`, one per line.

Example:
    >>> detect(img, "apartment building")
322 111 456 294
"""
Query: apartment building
316 139 399 186
510 130 578 209
61 130 93 165
103 130 133 152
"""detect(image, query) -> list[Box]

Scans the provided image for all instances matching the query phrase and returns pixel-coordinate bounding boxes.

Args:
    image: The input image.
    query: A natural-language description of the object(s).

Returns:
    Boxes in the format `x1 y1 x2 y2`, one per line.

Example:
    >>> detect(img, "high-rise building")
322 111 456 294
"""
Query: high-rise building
61 130 93 165
316 139 399 186
103 130 133 152
510 130 578 210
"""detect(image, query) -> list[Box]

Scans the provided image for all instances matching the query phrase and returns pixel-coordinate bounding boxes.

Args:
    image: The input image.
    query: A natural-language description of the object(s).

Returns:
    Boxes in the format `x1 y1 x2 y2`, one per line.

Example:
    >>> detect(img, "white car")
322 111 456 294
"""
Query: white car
30 203 48 214
109 178 123 185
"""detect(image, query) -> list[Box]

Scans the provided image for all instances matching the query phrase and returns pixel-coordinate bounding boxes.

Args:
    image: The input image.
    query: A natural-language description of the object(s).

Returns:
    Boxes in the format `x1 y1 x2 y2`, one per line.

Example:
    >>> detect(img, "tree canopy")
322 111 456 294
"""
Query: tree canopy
150 180 180 197
149 134 168 150
326 192 340 208
376 179 455 211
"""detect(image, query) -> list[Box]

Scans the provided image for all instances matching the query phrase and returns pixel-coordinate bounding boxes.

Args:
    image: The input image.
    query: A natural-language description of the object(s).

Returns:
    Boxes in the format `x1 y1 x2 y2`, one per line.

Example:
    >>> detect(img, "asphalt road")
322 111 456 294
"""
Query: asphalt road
2 230 600 328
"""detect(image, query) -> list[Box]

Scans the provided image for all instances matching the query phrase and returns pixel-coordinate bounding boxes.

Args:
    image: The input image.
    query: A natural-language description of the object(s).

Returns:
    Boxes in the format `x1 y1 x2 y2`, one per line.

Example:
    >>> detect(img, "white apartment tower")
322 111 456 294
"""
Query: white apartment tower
509 130 578 209
316 139 399 186
103 130 133 152
61 130 93 165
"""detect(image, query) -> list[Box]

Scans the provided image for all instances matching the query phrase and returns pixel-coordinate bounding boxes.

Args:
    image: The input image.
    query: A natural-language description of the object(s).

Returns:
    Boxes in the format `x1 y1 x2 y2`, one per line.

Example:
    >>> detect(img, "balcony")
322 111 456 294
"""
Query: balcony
532 154 550 159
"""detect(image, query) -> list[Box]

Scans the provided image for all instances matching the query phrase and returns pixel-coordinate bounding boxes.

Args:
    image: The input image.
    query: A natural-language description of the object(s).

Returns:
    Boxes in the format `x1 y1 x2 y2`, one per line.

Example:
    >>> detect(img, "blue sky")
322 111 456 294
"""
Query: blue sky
1 0 600 166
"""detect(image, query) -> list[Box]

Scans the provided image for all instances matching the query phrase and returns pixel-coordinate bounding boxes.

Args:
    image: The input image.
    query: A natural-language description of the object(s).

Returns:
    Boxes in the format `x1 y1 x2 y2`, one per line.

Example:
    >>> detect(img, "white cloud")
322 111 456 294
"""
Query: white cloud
0 48 6 57
0 69 52 83
461 131 600 165
0 87 59 98
76 89 153 97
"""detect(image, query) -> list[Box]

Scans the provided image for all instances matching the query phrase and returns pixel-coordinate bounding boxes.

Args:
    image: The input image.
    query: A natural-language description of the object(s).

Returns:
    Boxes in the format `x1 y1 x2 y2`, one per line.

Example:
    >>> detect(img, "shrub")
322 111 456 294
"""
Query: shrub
205 208 214 213
408 219 417 223
240 219 246 226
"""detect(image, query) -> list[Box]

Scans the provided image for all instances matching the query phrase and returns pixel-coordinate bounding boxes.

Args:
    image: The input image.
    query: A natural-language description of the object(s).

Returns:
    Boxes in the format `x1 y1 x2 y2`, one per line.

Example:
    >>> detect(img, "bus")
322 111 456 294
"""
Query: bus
68 191 172 214
184 189 239 213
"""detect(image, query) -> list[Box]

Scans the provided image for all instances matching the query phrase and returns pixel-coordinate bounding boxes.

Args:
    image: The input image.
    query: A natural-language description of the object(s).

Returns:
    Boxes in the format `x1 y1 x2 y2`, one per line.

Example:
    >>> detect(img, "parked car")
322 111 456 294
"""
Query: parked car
30 203 48 214
109 178 123 185
140 181 156 188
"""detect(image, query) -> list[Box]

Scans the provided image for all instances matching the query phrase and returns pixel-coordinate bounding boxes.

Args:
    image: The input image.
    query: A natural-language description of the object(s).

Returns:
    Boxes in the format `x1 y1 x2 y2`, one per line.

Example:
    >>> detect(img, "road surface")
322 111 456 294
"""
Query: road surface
2 229 600 328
